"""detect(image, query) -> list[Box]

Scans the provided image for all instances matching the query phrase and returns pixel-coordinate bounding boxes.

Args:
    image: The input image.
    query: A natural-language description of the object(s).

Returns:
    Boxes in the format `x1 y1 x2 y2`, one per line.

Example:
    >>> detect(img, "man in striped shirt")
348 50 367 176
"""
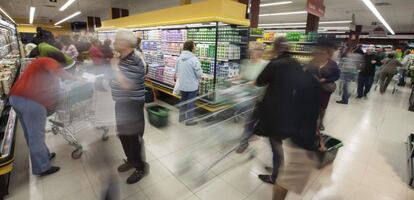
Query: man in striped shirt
110 29 148 184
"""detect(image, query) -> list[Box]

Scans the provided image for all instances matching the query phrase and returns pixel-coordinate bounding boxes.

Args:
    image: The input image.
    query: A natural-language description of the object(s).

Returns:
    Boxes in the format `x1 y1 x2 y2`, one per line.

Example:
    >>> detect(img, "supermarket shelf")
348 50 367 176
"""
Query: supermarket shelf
288 41 317 44
199 57 240 62
287 50 313 54
146 78 175 89
250 35 263 38
163 52 181 56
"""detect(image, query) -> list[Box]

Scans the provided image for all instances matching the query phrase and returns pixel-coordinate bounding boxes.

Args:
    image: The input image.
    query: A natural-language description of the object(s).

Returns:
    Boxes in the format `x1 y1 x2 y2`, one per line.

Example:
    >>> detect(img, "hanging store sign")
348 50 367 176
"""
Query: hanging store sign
306 0 325 17
369 26 387 37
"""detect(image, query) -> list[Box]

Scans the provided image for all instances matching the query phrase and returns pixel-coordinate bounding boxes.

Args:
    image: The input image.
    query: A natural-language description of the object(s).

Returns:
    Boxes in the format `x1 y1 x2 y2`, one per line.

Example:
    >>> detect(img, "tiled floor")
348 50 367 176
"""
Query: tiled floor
6 84 414 200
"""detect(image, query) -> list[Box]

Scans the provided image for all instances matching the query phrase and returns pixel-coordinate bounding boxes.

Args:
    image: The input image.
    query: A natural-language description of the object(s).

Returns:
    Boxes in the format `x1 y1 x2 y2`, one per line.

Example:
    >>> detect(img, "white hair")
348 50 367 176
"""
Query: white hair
115 28 137 47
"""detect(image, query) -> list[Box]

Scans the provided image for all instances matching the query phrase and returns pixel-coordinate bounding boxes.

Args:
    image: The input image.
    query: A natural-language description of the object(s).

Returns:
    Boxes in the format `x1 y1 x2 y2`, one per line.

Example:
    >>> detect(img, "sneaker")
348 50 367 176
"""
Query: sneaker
356 96 363 99
39 166 60 176
49 152 56 160
336 101 348 105
117 160 136 172
236 144 249 154
258 174 275 184
126 169 147 184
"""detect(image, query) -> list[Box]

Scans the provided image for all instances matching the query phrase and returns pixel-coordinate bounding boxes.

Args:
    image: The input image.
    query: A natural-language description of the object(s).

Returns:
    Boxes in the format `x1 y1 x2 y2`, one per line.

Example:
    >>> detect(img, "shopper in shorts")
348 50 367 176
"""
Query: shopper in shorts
110 29 148 184
9 52 79 176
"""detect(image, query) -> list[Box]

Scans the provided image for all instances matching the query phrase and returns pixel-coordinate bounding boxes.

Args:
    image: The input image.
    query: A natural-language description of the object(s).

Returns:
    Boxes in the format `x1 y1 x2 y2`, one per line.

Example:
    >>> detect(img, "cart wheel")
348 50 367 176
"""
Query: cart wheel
52 127 59 135
71 148 83 159
102 128 109 141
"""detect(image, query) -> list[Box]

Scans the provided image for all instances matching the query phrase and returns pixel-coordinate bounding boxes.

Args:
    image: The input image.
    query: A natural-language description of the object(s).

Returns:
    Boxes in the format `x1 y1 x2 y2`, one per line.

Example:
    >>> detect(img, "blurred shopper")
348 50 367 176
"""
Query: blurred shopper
357 47 378 98
235 42 268 153
29 36 75 70
89 39 105 65
110 29 148 184
336 47 363 104
307 40 340 131
379 53 402 93
175 41 202 126
254 37 303 184
136 37 143 53
353 44 364 55
61 35 79 61
101 39 114 63
9 52 79 176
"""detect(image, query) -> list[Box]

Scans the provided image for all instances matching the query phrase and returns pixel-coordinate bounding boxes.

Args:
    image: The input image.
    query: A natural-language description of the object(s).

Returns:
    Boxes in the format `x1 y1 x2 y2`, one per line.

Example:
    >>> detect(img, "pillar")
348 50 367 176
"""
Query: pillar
305 13 319 33
239 0 260 28
348 25 362 49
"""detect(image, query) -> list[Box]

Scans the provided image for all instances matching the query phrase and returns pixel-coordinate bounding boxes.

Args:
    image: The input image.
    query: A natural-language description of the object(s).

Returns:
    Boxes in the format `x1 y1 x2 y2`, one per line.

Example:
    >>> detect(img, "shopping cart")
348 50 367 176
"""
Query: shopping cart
49 80 109 159
374 72 401 94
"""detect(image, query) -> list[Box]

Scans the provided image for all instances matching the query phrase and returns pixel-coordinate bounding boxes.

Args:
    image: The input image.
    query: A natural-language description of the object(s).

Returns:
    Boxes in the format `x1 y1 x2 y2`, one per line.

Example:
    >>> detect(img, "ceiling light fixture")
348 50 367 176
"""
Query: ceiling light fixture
259 20 352 26
361 0 395 35
59 0 77 11
259 11 307 17
54 11 81 25
29 7 35 24
0 7 15 23
260 1 293 7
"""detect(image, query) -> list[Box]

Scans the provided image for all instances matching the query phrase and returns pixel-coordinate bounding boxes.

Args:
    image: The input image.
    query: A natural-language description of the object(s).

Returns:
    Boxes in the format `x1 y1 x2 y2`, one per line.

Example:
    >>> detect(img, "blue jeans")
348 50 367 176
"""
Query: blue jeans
341 74 354 103
269 137 284 181
357 75 374 97
9 96 51 175
179 91 198 122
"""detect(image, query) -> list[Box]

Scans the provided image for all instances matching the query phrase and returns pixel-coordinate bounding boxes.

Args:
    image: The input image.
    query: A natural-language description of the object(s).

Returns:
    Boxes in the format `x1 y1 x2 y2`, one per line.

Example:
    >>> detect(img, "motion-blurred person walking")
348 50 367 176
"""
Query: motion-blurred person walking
175 40 202 126
357 47 378 98
307 39 340 131
379 53 402 94
254 37 303 184
110 29 148 184
60 35 79 61
235 42 268 153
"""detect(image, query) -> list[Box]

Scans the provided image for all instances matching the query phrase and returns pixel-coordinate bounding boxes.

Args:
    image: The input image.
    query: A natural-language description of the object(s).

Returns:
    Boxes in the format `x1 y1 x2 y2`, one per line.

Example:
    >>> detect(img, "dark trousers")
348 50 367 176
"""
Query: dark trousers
115 100 145 170
179 90 198 122
269 137 284 181
379 72 394 93
357 75 374 97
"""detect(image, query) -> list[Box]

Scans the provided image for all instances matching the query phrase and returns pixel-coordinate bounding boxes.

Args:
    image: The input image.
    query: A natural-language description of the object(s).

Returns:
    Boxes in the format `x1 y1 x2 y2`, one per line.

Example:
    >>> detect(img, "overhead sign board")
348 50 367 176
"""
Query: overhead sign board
307 0 325 17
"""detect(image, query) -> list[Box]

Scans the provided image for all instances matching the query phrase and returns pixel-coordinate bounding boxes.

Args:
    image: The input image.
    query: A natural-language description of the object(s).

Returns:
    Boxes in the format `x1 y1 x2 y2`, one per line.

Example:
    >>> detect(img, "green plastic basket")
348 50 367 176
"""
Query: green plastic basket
317 134 344 168
146 105 169 128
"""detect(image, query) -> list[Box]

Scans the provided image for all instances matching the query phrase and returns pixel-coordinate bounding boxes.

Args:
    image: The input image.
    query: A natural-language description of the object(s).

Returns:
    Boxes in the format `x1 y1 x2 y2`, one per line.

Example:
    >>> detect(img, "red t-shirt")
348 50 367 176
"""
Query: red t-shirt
89 45 105 65
10 57 76 109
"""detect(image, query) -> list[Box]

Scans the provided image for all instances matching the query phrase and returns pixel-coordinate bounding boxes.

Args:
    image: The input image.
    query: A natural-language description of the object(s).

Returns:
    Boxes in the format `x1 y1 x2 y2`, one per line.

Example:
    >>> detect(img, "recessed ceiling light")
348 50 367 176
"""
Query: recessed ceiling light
361 0 395 34
259 11 307 17
260 1 293 7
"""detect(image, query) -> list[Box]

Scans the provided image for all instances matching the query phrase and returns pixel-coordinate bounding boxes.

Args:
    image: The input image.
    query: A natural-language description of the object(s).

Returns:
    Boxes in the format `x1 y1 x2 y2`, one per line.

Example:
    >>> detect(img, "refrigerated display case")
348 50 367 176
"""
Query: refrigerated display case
0 13 21 198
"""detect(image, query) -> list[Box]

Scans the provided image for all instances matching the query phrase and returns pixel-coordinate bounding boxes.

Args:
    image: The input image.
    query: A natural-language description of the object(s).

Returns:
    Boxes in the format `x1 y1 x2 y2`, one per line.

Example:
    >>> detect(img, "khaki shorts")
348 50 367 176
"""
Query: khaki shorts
276 140 319 194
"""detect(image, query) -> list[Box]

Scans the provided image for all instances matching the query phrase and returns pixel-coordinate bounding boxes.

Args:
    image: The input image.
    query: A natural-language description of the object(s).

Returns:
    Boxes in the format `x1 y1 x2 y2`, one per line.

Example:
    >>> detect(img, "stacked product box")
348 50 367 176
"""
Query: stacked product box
163 67 176 86
218 27 242 43
217 62 240 78
155 66 164 82
142 41 161 51
143 30 162 41
147 64 159 80
162 30 187 42
217 44 240 60
164 55 178 68
199 76 215 98
144 51 164 65
187 28 216 42
201 60 214 75
161 42 182 55
195 44 215 58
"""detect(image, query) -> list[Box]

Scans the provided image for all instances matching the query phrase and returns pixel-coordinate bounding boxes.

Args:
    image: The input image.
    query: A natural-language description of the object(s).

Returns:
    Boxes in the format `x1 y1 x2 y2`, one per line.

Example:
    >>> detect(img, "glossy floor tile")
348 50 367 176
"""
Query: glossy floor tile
6 85 414 200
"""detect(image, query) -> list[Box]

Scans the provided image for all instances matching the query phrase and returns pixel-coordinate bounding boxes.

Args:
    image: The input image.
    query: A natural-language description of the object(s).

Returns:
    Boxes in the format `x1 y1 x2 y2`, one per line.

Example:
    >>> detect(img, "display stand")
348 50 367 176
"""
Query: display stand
0 14 21 198
97 0 250 112
408 134 414 187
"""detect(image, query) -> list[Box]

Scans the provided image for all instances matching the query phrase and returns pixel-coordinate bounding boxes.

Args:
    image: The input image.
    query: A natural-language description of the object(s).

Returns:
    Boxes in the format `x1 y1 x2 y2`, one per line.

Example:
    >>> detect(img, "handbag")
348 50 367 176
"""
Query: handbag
321 82 337 93
173 79 180 95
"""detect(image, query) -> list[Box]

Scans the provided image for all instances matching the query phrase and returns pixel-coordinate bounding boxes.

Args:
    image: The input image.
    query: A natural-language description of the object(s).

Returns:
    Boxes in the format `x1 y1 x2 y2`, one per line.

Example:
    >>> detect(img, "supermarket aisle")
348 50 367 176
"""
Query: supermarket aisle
5 85 414 200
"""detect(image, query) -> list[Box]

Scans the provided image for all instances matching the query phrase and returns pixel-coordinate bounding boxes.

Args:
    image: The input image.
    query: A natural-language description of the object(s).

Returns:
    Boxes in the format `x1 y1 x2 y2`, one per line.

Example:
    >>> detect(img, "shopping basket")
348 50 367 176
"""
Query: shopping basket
317 134 343 168
146 105 169 128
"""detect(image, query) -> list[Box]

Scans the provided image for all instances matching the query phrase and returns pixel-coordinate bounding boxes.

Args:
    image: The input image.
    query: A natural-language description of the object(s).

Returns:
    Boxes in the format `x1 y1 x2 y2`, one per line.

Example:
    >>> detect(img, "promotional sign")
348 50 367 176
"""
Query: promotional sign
369 26 387 37
307 0 325 17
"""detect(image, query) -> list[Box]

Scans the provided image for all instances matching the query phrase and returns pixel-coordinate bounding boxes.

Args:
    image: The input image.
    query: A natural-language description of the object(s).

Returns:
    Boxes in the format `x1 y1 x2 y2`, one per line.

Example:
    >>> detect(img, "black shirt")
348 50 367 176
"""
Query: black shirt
359 54 378 77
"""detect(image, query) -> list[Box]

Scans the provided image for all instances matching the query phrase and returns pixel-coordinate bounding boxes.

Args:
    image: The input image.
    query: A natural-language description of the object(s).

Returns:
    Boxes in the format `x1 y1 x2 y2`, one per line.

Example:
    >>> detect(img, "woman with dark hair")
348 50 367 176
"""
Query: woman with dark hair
89 39 105 65
307 40 341 131
175 40 202 126
9 52 80 176
100 39 114 63
61 35 79 60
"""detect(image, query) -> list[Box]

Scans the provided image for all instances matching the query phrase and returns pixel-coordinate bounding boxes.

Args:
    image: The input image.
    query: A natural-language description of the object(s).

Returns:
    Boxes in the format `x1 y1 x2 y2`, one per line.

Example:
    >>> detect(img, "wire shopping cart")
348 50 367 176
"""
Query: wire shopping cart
49 80 109 159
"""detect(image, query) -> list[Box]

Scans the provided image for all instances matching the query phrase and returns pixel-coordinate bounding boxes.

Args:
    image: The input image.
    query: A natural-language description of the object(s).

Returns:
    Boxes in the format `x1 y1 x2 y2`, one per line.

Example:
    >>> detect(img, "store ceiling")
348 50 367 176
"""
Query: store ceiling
0 0 413 33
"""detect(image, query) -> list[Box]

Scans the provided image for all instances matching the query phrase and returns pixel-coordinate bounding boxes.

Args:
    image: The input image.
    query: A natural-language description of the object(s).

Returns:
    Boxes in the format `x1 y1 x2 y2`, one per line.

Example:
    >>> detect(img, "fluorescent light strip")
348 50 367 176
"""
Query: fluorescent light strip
54 11 81 25
0 7 15 23
259 11 307 17
260 1 292 7
259 20 352 26
59 0 77 11
29 7 35 24
361 0 395 35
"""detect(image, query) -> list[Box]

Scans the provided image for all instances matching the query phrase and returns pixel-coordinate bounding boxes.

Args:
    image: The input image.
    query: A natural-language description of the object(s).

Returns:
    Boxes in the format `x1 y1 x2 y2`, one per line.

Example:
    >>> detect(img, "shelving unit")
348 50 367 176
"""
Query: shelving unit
0 13 21 198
